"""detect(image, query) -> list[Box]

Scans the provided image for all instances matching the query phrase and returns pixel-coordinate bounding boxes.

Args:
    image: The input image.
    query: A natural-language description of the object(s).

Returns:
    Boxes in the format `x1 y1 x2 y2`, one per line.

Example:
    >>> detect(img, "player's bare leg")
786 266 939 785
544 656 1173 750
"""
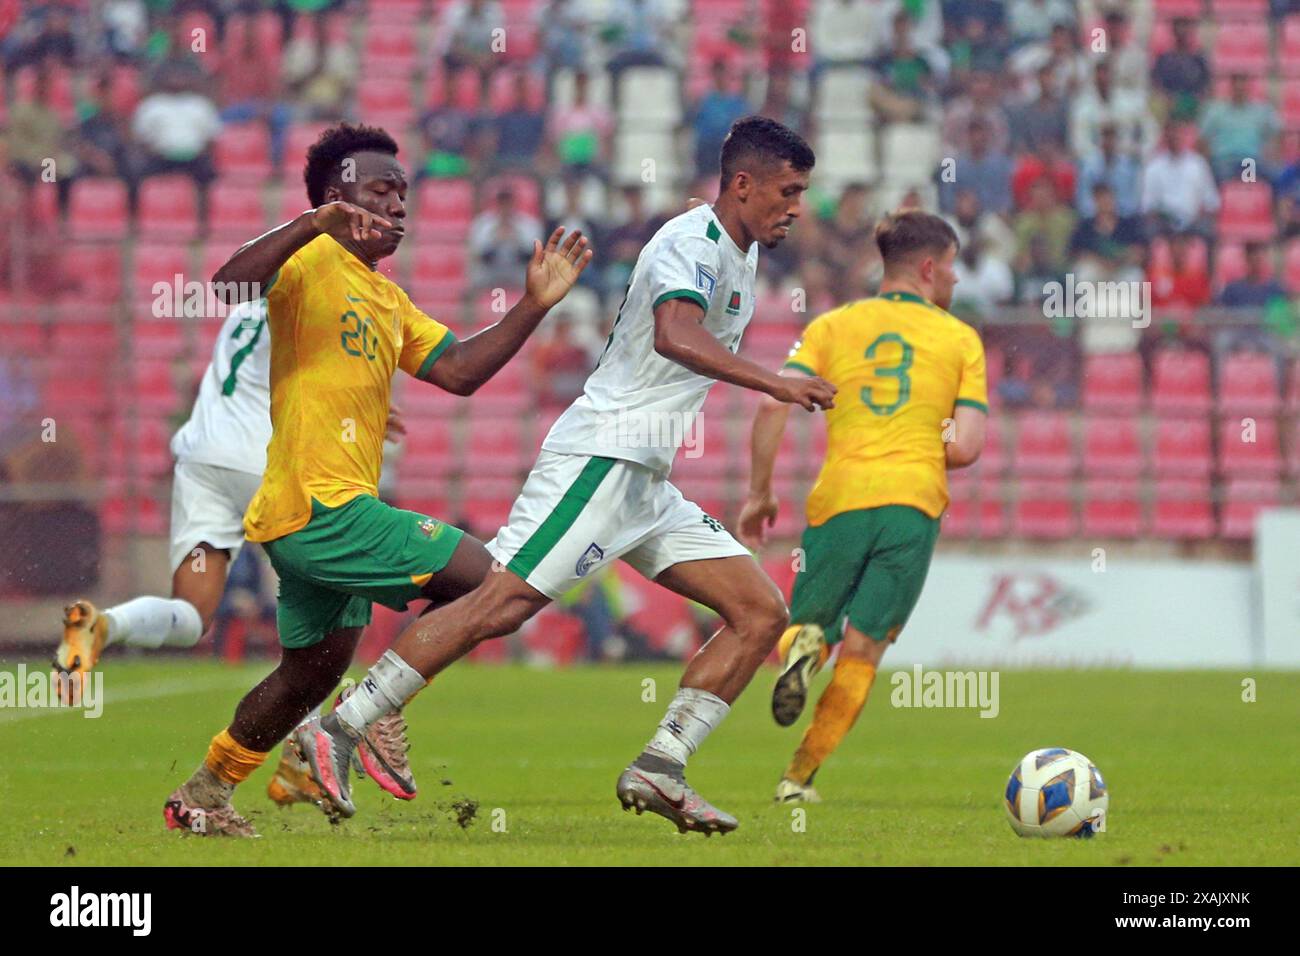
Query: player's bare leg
53 544 226 704
617 555 789 834
295 559 547 817
165 625 364 836
777 623 887 803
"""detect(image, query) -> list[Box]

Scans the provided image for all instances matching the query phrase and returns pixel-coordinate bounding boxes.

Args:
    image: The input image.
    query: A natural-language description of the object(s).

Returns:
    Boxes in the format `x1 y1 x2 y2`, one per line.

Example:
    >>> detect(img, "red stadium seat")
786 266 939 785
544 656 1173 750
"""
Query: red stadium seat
466 416 531 476
133 243 192 304
1283 18 1300 76
1287 417 1300 475
943 475 1007 539
361 24 420 76
1217 415 1281 477
1282 78 1300 130
208 180 268 238
1081 352 1143 413
138 176 200 240
1081 479 1142 539
1154 417 1213 477
1212 243 1249 292
61 244 123 299
1154 0 1204 17
129 359 182 413
481 174 542 218
280 123 331 178
410 241 469 301
1012 480 1076 540
1151 478 1214 540
358 76 417 128
1211 21 1270 74
1150 349 1212 414
1220 477 1280 539
1216 181 1275 243
68 178 130 240
487 69 547 112
1012 412 1075 477
399 424 457 479
460 477 521 536
1082 415 1142 478
214 123 273 179
1212 0 1270 18
132 317 188 360
450 69 482 111
1217 351 1280 415
42 355 112 412
1284 238 1300 294
109 64 142 116
414 179 475 237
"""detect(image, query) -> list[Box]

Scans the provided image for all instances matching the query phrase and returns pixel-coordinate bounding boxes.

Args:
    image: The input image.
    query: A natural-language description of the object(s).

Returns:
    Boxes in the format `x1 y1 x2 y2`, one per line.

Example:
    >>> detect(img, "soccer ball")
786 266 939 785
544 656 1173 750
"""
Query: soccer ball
1004 747 1108 838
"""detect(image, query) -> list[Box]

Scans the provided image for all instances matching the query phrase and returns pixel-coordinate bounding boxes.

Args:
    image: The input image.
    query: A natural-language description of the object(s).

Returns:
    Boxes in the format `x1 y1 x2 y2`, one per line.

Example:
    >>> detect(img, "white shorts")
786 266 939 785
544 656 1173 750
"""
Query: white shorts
168 460 263 573
487 451 750 600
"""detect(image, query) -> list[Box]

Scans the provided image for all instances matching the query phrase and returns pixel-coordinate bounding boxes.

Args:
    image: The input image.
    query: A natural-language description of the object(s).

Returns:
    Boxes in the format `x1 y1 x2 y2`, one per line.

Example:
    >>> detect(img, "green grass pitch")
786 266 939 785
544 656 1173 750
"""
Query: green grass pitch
2 660 1297 866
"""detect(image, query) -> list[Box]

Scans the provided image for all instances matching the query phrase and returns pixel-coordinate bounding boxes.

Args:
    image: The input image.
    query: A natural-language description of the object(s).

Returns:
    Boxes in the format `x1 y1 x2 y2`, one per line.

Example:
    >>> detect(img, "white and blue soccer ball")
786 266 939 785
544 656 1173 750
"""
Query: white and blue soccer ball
1004 748 1108 838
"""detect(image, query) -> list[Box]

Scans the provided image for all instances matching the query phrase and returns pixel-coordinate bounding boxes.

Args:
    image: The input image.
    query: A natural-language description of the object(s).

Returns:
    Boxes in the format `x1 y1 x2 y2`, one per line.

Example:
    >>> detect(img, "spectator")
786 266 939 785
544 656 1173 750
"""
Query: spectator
218 18 293 169
1014 176 1077 276
1141 122 1219 237
417 95 483 180
1199 73 1281 183
531 314 595 411
281 11 359 119
1277 158 1300 238
602 184 662 297
939 117 1013 216
1010 22 1089 99
547 70 613 176
1069 183 1144 267
1149 231 1212 311
2 1 77 74
535 0 591 75
822 183 880 281
868 12 937 123
437 0 506 93
1007 63 1069 154
467 186 543 290
131 61 222 195
689 60 751 178
869 0 945 57
1091 10 1147 95
602 0 676 80
1012 136 1077 209
952 236 1015 318
809 0 875 75
1069 58 1154 158
1219 243 1288 309
493 71 546 171
101 0 148 60
1151 17 1209 120
945 8 1009 78
1006 0 1075 48
942 68 1011 155
546 174 602 291
759 69 809 138
4 62 79 209
947 187 1018 264
75 71 136 185
1075 123 1142 218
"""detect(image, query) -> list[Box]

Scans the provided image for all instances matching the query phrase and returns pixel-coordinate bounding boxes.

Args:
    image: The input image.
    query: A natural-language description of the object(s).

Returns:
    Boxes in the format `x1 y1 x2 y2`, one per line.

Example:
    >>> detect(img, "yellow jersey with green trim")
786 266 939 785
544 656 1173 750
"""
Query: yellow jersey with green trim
783 291 987 525
243 235 456 542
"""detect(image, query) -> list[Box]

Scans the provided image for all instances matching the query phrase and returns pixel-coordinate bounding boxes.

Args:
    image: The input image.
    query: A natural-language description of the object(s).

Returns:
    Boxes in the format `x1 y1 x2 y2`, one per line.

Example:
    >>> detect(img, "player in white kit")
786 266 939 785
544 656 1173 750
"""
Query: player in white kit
53 298 414 811
295 117 838 834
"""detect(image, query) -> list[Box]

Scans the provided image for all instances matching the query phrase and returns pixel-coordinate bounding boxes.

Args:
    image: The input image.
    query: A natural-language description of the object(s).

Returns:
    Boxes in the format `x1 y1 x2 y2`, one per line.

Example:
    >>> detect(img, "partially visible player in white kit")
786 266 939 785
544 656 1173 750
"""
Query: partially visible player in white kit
294 116 837 835
53 298 414 811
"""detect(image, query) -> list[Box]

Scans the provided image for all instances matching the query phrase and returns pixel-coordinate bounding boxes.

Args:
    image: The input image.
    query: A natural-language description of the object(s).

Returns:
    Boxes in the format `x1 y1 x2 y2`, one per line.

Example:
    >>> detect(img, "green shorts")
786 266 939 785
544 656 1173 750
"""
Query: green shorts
788 505 939 645
261 495 465 649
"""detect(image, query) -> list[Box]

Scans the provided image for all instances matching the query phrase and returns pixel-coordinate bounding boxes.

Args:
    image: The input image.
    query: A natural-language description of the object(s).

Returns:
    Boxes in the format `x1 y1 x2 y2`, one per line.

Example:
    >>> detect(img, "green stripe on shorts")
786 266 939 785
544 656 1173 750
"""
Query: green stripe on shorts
506 457 616 580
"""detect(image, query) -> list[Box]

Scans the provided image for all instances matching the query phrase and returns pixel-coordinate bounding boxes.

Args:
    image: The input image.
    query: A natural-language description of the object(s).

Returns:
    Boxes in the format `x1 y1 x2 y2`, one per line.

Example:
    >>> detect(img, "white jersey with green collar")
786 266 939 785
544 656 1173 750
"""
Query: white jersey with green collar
541 204 758 475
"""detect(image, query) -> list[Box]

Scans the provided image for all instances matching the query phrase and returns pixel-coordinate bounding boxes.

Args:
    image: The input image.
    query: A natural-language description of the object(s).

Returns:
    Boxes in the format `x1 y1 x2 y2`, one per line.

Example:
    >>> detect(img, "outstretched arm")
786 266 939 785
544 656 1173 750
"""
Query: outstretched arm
652 299 837 411
422 228 592 395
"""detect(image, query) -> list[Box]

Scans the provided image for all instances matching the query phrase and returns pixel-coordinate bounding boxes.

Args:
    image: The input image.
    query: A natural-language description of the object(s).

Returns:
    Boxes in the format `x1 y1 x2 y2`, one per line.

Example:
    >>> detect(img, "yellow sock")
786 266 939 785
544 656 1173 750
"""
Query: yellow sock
204 729 271 786
776 624 831 669
786 658 876 785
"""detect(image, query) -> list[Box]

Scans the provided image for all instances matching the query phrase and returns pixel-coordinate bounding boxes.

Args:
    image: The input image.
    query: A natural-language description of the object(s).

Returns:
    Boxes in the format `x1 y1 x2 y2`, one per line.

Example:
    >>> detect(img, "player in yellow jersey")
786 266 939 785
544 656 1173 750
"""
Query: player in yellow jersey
738 210 988 803
161 123 591 836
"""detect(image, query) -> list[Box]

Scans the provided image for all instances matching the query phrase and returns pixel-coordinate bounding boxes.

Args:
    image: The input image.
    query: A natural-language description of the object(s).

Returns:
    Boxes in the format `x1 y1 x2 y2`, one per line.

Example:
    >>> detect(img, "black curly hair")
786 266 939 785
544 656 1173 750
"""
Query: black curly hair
303 122 399 207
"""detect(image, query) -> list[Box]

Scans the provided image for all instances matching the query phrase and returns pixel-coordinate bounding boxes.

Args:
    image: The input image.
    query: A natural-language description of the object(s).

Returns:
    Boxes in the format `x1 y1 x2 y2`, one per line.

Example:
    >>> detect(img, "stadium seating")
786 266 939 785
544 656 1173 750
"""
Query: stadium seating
1082 353 1143 413
1151 479 1215 540
1013 481 1077 540
1082 416 1143 478
68 178 130 241
1081 479 1143 539
1151 350 1212 415
1012 412 1076 477
1154 417 1214 477
1217 352 1280 415
1220 477 1280 538
1217 415 1282 476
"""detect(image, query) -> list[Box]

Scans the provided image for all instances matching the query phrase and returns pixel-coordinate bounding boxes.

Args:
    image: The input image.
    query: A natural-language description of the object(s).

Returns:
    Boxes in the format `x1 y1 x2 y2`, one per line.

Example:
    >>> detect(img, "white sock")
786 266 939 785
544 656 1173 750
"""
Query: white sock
644 687 730 766
332 651 426 739
103 597 204 649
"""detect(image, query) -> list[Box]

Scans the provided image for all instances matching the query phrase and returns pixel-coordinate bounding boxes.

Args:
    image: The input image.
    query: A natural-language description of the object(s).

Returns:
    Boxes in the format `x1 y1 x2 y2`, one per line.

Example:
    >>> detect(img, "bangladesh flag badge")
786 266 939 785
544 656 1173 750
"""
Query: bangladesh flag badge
725 290 741 315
